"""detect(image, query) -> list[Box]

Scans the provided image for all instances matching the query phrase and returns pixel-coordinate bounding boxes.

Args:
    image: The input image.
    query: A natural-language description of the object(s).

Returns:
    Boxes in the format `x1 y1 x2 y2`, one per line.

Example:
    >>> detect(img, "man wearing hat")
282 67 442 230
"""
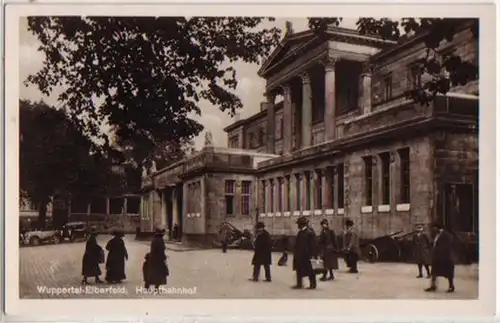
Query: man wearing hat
412 224 432 278
318 219 339 281
250 222 272 282
425 222 455 293
292 216 318 289
342 218 361 273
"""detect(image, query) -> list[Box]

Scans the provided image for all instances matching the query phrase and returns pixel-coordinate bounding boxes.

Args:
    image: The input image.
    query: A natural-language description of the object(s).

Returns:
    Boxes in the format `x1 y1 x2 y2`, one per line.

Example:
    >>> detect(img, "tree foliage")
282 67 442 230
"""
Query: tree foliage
309 17 478 103
20 99 112 226
26 17 478 171
26 17 280 167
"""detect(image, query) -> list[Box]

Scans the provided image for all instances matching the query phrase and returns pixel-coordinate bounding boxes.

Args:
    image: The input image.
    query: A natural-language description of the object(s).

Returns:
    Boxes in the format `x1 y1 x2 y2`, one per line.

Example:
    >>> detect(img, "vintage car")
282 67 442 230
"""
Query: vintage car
60 222 88 242
22 228 62 246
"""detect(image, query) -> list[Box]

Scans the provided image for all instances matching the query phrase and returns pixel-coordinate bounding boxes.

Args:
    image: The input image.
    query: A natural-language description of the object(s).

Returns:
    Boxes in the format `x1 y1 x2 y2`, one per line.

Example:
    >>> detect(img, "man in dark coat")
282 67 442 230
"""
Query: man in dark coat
342 219 361 274
425 222 456 293
144 226 169 290
81 227 104 285
250 222 272 282
412 224 432 278
318 219 339 281
105 230 129 283
292 216 317 289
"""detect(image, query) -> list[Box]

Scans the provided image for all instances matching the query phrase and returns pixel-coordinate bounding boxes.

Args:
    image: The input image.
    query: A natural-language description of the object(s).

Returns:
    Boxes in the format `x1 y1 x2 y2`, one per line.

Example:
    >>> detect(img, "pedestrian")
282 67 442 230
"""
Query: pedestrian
342 218 361 274
250 221 272 282
143 226 169 290
412 224 432 278
318 219 339 281
425 222 456 293
292 216 317 289
219 224 229 253
277 235 289 266
172 224 179 241
81 227 104 285
105 230 128 284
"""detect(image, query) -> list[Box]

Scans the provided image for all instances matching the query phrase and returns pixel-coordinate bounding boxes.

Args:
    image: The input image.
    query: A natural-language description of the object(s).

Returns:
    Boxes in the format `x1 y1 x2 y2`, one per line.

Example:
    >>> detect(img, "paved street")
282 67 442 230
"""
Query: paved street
19 235 478 299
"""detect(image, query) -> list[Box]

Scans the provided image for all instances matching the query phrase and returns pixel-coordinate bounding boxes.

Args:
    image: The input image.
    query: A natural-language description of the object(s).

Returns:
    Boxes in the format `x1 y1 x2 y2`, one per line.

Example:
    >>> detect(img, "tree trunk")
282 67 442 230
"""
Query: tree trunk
37 199 48 230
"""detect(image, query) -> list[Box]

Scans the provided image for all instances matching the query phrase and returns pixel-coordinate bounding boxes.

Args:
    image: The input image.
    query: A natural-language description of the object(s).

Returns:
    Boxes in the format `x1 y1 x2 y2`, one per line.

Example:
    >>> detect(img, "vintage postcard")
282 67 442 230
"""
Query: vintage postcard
3 1 496 319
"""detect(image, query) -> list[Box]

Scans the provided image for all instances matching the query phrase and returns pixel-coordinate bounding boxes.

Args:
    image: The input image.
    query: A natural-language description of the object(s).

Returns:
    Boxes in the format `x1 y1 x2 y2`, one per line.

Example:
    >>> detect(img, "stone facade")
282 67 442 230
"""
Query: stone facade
141 21 479 245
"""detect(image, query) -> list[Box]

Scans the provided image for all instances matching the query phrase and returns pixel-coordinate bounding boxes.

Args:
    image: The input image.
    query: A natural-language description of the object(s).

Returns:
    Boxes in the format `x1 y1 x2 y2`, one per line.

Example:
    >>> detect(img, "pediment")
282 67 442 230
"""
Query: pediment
258 31 317 78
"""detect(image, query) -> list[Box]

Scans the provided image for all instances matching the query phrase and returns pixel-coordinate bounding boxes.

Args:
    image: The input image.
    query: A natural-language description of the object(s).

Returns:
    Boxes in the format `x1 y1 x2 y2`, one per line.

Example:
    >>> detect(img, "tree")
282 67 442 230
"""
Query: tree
308 18 478 104
25 17 281 168
20 99 111 227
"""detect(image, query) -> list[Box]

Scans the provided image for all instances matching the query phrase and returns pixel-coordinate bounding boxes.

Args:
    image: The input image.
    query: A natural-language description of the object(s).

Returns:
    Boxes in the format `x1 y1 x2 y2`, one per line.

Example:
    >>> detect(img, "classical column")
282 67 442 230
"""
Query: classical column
264 93 276 154
301 73 313 148
282 85 293 154
311 171 319 211
105 198 110 215
123 197 128 215
284 176 290 212
323 168 333 209
361 63 373 114
301 172 309 211
323 57 338 141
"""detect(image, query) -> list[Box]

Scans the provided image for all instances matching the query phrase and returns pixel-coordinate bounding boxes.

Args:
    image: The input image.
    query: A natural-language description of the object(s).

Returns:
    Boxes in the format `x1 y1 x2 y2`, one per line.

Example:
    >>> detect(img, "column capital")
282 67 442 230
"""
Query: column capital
320 56 340 71
299 72 311 85
280 84 292 99
263 92 276 104
361 63 373 76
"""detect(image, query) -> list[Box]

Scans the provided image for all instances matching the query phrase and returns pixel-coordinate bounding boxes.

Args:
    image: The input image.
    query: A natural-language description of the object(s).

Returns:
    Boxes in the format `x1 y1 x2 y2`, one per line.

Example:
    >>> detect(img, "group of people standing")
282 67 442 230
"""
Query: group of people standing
81 227 170 290
250 217 457 293
250 216 361 289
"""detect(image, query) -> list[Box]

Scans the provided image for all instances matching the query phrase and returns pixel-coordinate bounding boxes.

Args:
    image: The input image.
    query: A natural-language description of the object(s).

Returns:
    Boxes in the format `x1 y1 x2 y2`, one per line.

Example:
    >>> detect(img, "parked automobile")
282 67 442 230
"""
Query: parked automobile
60 222 88 242
22 228 62 246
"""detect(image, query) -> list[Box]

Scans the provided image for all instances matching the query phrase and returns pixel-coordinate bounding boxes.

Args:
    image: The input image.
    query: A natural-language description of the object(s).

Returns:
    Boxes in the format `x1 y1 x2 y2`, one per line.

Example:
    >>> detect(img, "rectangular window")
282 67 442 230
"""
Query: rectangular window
295 174 302 210
363 156 373 206
278 178 283 212
269 179 275 213
328 167 335 209
248 133 254 149
383 74 393 101
337 164 345 209
225 180 235 215
280 118 284 139
398 148 410 204
285 175 291 212
260 180 266 213
408 65 422 90
241 181 252 216
315 170 323 209
305 171 311 210
380 153 391 205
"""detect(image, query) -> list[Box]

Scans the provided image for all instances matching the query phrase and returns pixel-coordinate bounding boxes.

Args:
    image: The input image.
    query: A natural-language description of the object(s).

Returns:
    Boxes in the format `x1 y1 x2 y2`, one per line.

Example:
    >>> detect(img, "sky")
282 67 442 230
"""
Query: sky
19 17 360 150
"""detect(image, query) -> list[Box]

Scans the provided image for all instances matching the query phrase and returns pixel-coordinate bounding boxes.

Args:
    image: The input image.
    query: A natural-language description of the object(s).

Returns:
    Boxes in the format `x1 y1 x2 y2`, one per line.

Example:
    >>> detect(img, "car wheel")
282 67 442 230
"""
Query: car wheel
362 244 379 263
30 236 41 246
52 235 61 244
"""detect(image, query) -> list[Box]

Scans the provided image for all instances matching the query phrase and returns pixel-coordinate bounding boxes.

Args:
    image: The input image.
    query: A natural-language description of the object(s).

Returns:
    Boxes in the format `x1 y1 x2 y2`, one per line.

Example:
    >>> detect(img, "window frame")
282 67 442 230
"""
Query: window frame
224 180 236 216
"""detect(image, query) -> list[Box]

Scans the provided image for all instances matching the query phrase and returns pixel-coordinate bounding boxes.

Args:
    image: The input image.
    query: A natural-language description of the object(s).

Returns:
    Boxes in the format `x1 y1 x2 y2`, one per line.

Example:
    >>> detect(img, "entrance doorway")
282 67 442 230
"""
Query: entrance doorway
175 183 183 240
164 187 173 233
442 183 476 233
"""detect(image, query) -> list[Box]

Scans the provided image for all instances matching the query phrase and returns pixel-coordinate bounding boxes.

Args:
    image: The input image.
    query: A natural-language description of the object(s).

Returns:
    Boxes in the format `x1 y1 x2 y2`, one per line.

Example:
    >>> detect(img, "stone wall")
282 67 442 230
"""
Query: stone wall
371 24 478 110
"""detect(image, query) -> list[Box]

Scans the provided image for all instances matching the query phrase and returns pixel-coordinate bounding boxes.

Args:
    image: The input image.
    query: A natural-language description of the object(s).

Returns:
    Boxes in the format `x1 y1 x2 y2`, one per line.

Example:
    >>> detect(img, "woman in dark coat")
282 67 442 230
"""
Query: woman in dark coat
105 230 128 283
143 227 169 290
412 224 432 278
425 222 456 293
81 228 104 285
250 222 272 282
318 219 339 281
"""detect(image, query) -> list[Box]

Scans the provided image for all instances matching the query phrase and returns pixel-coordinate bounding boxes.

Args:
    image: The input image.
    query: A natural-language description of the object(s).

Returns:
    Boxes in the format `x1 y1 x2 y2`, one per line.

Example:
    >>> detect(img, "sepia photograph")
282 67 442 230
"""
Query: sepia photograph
4 2 496 319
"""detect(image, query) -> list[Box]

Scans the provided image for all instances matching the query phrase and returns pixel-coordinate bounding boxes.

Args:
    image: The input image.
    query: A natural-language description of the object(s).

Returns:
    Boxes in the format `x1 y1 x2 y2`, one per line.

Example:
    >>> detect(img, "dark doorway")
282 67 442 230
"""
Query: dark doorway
443 183 475 233
176 183 183 240
165 187 173 232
